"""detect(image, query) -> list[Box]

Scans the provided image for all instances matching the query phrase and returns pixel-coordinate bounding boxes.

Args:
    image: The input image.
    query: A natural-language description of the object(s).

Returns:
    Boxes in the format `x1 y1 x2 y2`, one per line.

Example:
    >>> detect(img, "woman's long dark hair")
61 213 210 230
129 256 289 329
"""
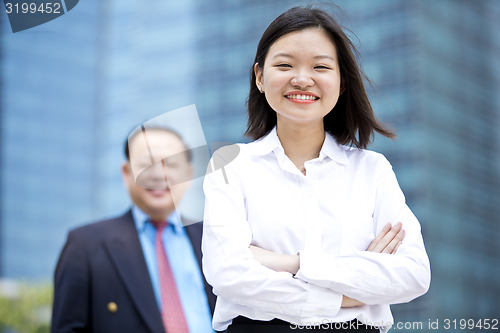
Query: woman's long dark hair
245 6 395 148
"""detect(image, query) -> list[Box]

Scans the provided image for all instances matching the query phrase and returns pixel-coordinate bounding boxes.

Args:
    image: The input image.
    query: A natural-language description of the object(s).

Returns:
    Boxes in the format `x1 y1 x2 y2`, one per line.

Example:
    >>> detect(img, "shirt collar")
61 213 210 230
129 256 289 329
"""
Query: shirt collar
248 126 349 165
320 131 350 165
132 205 183 234
248 127 281 156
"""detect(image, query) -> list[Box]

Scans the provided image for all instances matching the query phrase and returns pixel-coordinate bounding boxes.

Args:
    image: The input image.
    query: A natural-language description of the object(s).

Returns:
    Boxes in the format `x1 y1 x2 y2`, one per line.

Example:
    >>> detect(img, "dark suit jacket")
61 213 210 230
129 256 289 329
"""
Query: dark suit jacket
51 210 216 333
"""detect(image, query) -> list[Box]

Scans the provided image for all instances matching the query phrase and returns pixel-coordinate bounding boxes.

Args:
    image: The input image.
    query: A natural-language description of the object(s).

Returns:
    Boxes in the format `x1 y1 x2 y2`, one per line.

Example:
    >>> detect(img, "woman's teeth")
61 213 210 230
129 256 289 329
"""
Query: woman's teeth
286 94 318 100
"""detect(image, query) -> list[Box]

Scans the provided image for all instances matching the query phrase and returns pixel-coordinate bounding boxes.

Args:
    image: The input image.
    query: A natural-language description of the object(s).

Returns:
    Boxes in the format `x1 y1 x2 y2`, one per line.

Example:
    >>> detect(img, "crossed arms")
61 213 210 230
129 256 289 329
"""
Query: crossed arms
249 222 405 308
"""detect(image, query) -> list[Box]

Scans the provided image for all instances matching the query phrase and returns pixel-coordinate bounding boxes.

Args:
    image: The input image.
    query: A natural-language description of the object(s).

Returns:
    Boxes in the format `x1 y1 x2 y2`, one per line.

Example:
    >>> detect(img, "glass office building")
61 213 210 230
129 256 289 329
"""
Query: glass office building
1 0 499 329
1 1 103 277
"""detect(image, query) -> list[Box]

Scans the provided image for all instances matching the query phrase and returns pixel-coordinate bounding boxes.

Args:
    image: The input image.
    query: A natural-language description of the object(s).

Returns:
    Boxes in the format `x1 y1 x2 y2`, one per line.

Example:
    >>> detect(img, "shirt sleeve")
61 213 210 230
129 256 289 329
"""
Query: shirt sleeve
295 155 431 305
202 150 343 322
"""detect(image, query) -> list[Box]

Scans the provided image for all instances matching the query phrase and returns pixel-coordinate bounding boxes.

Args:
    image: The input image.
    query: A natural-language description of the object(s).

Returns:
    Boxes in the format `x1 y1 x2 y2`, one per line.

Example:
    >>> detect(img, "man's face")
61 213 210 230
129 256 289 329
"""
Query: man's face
122 129 192 221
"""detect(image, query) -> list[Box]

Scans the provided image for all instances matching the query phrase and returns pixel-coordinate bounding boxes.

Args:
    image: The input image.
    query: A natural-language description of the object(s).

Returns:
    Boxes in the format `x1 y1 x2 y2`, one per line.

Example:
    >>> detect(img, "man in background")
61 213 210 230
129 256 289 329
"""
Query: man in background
51 126 215 333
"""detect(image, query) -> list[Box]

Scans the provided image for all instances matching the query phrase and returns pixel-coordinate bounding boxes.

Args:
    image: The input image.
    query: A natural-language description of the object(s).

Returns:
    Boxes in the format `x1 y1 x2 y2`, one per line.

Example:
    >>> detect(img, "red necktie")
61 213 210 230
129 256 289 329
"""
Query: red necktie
151 221 189 333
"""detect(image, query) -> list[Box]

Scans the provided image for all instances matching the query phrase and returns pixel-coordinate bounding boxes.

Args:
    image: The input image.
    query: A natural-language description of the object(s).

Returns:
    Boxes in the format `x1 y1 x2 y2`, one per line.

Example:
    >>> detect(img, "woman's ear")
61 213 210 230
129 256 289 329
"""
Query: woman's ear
340 77 346 95
254 63 264 92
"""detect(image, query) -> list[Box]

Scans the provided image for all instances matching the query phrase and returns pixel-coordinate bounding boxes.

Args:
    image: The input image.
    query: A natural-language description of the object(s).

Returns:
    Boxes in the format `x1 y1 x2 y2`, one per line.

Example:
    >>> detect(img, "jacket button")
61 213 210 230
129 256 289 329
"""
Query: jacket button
107 302 118 313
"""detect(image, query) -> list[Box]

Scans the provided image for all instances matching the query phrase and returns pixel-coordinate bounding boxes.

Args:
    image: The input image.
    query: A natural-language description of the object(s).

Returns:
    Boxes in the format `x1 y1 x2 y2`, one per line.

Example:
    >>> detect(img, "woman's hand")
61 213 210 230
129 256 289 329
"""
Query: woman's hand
366 222 405 254
341 296 364 308
342 222 405 308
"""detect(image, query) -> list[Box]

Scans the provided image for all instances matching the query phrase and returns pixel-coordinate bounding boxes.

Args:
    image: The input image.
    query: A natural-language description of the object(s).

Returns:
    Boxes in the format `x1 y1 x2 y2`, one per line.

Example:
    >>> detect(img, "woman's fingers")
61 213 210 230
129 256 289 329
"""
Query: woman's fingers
366 222 391 252
367 222 405 254
381 229 405 254
392 240 403 254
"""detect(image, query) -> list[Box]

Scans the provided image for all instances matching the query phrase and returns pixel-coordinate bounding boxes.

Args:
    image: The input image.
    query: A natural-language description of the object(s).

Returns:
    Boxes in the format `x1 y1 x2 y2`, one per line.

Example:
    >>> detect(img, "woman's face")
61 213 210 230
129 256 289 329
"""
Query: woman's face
255 28 341 127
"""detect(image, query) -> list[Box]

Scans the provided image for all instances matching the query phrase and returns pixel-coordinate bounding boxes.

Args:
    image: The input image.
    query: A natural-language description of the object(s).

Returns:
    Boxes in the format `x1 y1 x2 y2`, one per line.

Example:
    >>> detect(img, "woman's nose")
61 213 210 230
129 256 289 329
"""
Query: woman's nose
290 70 314 89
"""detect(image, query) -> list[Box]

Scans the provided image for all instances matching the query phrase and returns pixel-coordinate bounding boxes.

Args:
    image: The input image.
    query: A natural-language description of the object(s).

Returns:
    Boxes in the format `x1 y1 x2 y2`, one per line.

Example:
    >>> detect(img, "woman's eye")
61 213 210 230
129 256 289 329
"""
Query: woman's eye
315 65 331 70
275 64 292 68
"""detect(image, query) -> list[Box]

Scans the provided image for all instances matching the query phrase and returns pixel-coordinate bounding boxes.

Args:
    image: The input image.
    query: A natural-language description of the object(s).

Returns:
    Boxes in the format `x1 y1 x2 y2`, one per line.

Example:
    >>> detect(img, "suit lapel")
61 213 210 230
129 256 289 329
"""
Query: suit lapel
103 211 164 333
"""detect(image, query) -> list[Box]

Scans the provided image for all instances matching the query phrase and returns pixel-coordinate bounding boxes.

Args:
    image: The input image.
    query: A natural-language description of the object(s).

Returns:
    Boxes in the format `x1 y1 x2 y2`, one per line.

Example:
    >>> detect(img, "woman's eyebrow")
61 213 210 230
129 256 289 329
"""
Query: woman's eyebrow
313 55 336 61
272 53 335 61
272 52 293 59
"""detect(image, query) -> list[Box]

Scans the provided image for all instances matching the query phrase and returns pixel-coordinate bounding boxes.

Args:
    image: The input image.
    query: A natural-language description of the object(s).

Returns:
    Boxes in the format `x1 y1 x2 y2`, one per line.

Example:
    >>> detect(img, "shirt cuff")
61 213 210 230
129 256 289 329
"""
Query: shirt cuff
299 277 343 319
296 250 327 284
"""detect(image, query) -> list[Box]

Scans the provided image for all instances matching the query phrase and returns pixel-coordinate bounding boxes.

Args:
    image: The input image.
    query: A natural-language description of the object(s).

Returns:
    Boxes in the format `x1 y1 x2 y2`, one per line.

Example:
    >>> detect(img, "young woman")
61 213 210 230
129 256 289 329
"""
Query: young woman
202 7 430 333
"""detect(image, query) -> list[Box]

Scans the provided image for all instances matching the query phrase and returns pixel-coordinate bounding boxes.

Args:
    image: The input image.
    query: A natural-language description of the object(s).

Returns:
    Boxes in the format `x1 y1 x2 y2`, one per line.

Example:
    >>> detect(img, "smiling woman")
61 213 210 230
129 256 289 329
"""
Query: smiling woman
246 7 396 149
202 6 430 333
255 28 341 130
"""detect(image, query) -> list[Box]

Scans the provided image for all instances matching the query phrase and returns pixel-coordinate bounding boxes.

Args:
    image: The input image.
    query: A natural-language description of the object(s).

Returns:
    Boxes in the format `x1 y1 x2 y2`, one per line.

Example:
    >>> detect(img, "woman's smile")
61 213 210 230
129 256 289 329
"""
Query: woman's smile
284 91 320 104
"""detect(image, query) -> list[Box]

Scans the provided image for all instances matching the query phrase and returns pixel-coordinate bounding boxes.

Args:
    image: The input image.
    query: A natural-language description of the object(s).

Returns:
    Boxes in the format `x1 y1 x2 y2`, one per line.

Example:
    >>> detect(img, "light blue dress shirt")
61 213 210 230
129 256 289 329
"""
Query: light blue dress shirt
132 206 213 333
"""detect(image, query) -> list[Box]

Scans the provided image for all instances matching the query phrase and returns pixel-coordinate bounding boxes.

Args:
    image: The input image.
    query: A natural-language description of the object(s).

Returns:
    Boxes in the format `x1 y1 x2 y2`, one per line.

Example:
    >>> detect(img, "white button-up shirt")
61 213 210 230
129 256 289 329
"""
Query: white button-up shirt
202 127 430 332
